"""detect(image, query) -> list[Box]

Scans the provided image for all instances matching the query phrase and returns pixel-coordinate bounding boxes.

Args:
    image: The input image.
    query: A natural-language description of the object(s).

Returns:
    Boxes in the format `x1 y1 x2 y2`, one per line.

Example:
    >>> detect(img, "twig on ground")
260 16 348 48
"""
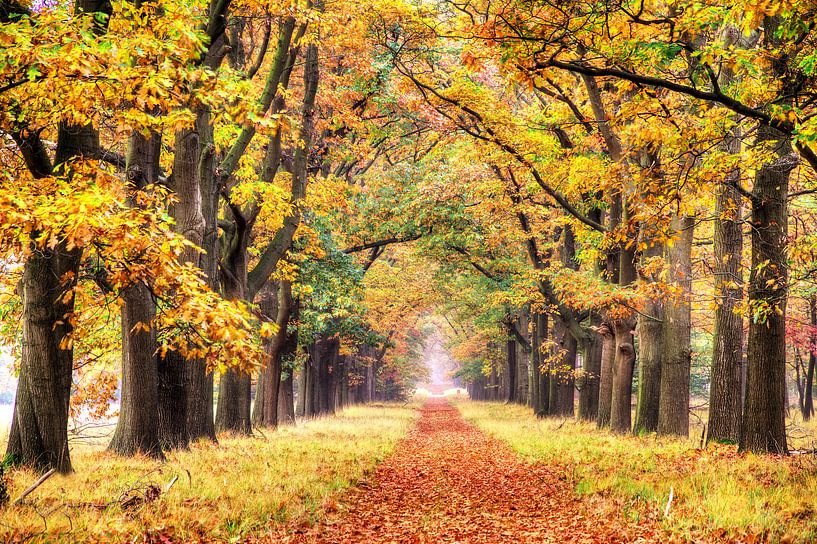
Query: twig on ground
164 475 179 494
664 486 674 518
12 469 56 506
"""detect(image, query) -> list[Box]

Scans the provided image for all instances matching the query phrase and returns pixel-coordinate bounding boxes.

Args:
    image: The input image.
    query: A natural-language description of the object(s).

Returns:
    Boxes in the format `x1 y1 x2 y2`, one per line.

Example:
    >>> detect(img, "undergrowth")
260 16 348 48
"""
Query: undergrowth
455 400 817 544
0 403 417 543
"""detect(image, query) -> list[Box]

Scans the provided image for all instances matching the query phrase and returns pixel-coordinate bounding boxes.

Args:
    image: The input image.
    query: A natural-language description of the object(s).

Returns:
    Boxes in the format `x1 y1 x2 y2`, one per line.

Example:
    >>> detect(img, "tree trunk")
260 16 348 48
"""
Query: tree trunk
658 216 694 437
707 172 745 443
610 318 636 433
109 128 165 458
215 208 253 435
317 337 338 415
530 314 542 415
252 281 293 428
108 283 163 458
157 350 187 450
516 314 530 404
634 243 664 434
550 318 575 416
505 336 517 403
162 127 207 449
610 240 637 434
6 244 79 473
535 314 550 415
578 315 602 421
740 124 795 454
596 323 615 428
184 109 219 442
6 0 111 474
278 299 298 426
805 296 816 421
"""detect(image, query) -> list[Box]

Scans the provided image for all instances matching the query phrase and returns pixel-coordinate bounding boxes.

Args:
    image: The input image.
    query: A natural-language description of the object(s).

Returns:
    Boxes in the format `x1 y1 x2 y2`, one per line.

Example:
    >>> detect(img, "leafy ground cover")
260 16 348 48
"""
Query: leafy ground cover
456 400 817 544
0 403 417 543
263 398 660 543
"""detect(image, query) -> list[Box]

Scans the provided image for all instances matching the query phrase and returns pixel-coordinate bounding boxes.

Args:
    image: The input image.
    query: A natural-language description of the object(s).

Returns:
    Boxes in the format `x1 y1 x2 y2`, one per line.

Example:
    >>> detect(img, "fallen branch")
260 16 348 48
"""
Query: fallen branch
663 486 674 518
164 475 179 494
13 468 56 506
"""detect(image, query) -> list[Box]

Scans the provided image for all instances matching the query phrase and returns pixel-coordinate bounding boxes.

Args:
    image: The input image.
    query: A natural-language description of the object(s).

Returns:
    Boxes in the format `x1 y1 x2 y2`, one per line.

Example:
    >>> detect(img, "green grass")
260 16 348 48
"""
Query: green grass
1 403 418 543
455 400 817 544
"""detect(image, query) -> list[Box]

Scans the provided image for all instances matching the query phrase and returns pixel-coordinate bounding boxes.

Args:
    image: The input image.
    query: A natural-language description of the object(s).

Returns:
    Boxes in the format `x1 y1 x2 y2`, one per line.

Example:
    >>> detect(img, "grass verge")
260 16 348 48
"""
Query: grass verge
455 400 817 544
1 403 417 543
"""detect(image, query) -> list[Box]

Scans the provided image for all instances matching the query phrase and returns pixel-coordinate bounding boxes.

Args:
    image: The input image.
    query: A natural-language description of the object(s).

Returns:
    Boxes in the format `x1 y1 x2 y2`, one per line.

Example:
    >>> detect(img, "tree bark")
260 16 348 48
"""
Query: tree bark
158 127 207 449
578 315 602 421
109 130 164 458
550 318 575 416
804 296 816 421
505 335 517 403
108 283 163 458
596 323 615 428
707 170 745 443
658 216 694 437
610 234 637 433
740 125 795 454
634 243 664 434
6 244 80 473
253 281 294 428
516 313 530 404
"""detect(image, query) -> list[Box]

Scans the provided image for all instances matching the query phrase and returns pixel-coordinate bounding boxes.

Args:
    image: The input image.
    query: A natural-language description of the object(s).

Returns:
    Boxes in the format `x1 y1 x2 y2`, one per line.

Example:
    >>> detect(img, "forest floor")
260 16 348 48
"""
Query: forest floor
1 404 417 543
457 401 817 544
261 398 661 543
5 399 817 543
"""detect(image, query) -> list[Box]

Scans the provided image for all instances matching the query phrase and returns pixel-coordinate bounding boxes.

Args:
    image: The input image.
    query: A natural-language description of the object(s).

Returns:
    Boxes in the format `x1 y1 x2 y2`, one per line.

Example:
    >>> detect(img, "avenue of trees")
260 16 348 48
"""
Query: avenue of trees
1 0 817 477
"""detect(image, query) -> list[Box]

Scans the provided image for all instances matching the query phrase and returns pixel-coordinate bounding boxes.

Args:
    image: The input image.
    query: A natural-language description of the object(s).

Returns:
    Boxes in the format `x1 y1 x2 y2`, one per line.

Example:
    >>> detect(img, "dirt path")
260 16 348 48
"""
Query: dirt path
267 398 659 543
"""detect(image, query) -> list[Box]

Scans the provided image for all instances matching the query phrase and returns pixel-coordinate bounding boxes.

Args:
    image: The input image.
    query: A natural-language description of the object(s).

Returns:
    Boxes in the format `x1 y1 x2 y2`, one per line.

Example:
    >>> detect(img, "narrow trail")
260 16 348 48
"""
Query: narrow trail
268 399 660 543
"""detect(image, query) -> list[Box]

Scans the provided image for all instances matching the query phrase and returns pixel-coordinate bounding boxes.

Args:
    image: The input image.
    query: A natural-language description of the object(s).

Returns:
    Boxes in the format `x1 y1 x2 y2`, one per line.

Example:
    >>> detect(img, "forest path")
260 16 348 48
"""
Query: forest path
264 398 660 543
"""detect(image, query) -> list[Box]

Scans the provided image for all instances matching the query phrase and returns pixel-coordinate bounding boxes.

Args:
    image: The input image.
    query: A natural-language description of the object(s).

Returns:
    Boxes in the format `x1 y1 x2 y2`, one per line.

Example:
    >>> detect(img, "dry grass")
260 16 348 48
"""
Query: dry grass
455 400 817 544
0 403 417 543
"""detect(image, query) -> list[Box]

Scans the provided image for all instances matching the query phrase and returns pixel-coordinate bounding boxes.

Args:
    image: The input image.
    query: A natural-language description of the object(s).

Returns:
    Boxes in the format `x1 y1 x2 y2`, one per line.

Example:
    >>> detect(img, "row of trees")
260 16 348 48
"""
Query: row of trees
1 0 432 474
3 0 817 480
341 0 817 454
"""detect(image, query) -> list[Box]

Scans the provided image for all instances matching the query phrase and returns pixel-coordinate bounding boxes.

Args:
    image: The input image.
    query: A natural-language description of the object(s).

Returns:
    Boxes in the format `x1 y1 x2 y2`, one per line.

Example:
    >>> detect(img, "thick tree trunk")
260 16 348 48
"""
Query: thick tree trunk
530 314 542 415
216 371 252 435
6 0 111 471
252 282 293 428
610 318 636 433
550 318 575 416
610 241 637 434
578 316 602 421
277 298 298 426
596 323 615 428
215 210 253 435
634 243 664 434
516 313 530 404
316 336 338 415
535 314 550 415
184 110 219 442
658 216 694 437
299 343 319 417
707 174 745 443
109 283 163 458
740 124 795 454
161 127 207 449
109 129 165 458
157 350 188 450
7 244 79 473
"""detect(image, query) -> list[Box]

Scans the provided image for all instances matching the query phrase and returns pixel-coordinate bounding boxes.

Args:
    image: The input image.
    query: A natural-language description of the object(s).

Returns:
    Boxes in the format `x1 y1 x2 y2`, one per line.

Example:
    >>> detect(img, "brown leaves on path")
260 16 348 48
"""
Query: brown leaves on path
261 399 660 543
